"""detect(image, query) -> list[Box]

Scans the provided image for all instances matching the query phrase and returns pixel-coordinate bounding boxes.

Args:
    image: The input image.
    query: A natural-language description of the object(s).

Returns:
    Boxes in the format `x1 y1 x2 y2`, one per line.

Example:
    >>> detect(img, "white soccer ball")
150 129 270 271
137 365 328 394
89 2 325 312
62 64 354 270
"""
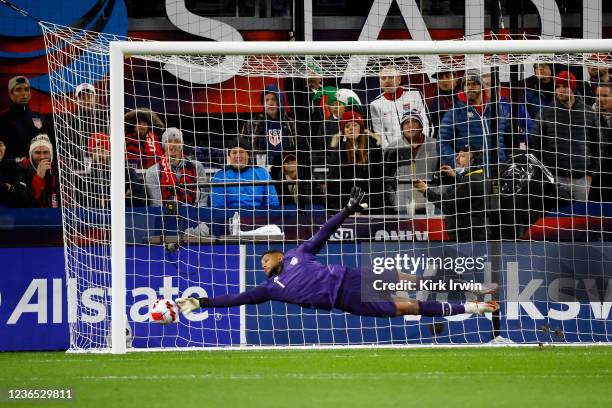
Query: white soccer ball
150 298 178 325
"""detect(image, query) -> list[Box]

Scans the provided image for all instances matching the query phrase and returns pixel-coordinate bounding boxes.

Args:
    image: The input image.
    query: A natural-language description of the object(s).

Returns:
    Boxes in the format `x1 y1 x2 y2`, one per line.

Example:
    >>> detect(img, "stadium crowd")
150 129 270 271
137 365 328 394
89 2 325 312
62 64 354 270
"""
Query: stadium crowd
1 56 611 241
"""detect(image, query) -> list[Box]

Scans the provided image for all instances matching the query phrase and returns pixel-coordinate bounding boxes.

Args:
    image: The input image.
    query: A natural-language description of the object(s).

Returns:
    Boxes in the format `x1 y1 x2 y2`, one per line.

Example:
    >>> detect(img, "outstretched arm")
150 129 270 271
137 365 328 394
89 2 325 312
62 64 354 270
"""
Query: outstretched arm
176 285 269 314
300 186 366 255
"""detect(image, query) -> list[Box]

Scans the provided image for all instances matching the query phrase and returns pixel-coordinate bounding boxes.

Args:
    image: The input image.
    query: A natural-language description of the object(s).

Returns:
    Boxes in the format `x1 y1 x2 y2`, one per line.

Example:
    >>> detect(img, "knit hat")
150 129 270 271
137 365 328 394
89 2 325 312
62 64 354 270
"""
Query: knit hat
533 61 553 69
329 88 362 107
555 70 577 91
462 70 483 87
457 144 484 167
431 70 454 80
75 83 96 96
305 57 322 75
589 53 610 65
227 138 252 153
312 86 337 105
400 109 424 128
8 76 29 92
29 134 53 162
88 132 110 153
340 110 365 133
161 127 183 144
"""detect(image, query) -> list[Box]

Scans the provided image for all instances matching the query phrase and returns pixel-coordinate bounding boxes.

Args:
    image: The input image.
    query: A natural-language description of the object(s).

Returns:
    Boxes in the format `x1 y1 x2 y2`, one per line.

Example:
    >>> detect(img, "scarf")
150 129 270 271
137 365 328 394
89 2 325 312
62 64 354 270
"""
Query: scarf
159 155 198 205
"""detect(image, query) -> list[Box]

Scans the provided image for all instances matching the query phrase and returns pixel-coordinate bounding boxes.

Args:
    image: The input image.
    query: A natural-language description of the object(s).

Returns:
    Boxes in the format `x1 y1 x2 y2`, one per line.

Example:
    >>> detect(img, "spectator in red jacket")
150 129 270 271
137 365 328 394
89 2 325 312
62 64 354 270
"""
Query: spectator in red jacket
124 108 164 169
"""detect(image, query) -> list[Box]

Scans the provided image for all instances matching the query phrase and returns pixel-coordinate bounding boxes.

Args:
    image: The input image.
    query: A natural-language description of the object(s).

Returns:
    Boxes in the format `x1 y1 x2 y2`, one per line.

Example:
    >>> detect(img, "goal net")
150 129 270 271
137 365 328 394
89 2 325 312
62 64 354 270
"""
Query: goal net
41 21 612 352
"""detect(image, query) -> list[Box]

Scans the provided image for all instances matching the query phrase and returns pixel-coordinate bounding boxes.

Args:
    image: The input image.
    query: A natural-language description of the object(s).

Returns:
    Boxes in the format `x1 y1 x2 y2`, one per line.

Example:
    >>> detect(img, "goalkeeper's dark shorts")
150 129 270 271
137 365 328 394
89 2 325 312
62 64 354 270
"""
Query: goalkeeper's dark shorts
334 266 398 318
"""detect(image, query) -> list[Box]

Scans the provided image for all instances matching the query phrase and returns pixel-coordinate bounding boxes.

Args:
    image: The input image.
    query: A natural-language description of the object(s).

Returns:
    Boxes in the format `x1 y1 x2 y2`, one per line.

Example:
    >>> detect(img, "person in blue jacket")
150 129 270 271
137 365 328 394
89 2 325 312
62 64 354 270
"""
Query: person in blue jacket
210 139 279 210
439 70 508 176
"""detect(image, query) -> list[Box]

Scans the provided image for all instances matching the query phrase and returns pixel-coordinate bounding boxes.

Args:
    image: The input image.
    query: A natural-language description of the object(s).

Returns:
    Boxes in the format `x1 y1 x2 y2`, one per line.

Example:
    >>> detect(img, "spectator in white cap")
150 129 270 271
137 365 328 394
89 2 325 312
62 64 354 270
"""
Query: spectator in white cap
385 109 439 215
62 82 109 191
12 134 60 207
75 83 97 113
0 75 48 160
145 127 207 207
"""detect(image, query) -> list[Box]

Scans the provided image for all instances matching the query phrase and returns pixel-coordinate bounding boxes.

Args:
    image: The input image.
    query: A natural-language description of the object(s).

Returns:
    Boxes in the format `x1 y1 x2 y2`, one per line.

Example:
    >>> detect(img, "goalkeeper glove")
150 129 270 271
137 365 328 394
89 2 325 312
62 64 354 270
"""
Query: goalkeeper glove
175 296 209 315
343 186 368 215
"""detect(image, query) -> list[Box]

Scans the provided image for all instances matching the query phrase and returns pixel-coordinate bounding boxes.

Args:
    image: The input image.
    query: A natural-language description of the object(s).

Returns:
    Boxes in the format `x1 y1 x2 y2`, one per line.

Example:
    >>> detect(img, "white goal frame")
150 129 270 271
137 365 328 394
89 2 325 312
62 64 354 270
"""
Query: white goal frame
108 39 612 354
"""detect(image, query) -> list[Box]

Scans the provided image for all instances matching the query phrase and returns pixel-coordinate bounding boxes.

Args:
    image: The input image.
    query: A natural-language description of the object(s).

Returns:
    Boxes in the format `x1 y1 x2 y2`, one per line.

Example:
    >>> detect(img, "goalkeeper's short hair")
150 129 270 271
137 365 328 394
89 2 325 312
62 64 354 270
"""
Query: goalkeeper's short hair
261 249 283 258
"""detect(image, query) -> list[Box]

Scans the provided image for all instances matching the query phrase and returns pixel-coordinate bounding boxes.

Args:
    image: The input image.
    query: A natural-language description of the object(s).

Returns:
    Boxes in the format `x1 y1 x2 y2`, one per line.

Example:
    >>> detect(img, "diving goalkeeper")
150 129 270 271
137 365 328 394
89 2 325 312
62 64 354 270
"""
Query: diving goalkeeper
176 187 499 318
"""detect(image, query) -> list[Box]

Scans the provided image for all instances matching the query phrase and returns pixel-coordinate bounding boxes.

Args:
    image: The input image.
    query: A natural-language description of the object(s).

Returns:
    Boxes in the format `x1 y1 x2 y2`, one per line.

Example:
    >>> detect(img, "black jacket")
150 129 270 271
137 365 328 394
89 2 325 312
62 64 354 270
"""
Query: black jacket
531 97 600 178
426 168 488 242
74 165 146 208
11 159 60 208
326 131 385 213
0 159 30 207
589 111 612 202
270 157 323 208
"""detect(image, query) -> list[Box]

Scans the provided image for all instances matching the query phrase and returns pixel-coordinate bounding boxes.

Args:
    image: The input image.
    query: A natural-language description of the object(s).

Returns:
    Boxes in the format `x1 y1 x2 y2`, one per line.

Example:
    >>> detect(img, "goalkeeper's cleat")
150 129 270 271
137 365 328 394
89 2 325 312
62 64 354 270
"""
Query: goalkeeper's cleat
175 297 201 315
464 301 499 315
472 282 499 296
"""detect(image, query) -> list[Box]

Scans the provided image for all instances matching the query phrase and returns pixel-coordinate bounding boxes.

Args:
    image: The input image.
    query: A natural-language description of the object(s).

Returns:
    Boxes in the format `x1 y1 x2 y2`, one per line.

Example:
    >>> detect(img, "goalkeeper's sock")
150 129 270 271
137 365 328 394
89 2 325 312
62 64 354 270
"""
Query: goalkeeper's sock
418 301 465 317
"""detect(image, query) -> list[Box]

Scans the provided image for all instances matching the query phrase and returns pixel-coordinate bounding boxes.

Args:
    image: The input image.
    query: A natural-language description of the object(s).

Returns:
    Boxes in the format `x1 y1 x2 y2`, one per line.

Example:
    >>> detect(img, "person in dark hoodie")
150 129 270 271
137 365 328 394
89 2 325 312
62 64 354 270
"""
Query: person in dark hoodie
240 84 297 166
414 145 488 242
211 139 279 210
0 76 48 160
530 70 600 202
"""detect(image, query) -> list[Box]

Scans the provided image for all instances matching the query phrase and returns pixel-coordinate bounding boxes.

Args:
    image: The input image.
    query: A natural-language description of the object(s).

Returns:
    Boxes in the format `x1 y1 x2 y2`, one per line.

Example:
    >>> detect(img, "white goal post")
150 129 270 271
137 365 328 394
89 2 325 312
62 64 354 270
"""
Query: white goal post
108 38 612 354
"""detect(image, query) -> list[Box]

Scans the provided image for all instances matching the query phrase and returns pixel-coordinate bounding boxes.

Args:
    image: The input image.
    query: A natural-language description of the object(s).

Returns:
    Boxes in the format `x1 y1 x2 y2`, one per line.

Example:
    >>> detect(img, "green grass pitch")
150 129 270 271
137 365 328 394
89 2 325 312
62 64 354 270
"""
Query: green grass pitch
1 347 611 407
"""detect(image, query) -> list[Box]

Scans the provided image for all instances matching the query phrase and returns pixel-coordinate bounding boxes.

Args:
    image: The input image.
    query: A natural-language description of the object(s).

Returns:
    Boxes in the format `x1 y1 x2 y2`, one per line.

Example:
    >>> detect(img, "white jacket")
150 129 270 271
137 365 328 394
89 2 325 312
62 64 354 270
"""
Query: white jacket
369 87 431 148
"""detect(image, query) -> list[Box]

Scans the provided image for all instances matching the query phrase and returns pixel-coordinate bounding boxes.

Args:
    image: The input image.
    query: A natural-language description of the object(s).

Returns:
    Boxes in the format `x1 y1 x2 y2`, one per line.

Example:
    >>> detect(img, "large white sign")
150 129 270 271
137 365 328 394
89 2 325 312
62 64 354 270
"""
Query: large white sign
163 0 602 84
